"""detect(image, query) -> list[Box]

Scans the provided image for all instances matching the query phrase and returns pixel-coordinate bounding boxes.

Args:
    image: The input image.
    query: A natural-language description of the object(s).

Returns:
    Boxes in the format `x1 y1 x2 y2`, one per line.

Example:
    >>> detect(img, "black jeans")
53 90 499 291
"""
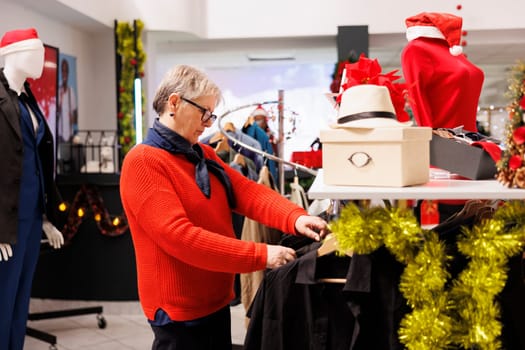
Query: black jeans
151 306 232 350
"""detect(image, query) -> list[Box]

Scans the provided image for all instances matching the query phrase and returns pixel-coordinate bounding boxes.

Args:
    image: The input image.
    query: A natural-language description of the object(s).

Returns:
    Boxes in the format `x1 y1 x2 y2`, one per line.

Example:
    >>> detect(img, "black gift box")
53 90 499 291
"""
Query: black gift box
429 134 497 180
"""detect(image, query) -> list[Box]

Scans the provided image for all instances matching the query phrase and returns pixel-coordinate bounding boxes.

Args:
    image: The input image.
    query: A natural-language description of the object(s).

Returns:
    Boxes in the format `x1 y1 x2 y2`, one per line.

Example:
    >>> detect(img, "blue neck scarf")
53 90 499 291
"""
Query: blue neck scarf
143 119 236 208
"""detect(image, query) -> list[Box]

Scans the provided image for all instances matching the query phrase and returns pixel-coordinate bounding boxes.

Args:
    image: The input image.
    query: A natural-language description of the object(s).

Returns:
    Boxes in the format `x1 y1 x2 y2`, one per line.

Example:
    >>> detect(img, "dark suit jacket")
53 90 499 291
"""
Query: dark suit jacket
0 68 60 244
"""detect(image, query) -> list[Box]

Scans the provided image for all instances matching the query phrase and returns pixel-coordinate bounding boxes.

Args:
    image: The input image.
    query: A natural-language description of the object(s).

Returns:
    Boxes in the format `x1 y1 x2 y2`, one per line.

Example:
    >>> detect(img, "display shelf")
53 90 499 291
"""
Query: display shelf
308 170 525 200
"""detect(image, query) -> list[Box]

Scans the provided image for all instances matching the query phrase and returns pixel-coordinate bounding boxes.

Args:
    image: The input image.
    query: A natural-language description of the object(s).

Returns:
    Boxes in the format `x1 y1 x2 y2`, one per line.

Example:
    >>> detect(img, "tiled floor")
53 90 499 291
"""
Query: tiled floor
24 299 247 349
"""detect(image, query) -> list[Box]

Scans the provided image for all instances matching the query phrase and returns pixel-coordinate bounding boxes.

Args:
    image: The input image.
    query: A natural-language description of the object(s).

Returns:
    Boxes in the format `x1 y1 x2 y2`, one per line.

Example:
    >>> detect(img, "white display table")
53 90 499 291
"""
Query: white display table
308 170 525 200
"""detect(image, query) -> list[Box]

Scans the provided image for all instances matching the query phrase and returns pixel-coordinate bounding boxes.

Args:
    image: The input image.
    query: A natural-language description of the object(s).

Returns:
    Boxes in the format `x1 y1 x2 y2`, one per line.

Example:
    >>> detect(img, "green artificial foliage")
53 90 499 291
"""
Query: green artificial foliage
115 20 146 156
497 61 525 187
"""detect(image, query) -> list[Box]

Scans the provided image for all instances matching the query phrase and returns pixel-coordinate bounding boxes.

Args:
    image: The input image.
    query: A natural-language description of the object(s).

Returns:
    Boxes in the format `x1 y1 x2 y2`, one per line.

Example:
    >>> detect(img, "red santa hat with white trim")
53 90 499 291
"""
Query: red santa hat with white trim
250 104 269 118
405 12 463 56
0 28 42 56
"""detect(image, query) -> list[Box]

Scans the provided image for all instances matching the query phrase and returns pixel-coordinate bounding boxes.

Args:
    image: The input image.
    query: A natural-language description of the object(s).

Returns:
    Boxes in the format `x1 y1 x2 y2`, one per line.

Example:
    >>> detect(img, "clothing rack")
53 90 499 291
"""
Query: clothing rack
26 241 107 349
27 306 106 349
217 91 318 195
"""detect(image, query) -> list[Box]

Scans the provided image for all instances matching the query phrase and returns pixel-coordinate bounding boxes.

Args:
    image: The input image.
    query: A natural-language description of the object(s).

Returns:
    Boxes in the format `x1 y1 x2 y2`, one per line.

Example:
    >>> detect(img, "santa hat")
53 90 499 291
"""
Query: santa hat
405 12 463 56
250 104 268 118
0 28 42 56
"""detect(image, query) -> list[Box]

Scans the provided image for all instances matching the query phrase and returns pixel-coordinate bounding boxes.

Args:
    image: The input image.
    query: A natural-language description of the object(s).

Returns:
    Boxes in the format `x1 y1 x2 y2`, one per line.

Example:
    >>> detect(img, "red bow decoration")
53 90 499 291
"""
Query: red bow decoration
337 54 410 122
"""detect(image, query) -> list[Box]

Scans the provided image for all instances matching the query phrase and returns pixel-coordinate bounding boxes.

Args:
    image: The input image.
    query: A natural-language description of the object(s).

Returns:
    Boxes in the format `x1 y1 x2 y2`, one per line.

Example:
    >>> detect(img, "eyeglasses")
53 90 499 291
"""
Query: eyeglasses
181 97 217 123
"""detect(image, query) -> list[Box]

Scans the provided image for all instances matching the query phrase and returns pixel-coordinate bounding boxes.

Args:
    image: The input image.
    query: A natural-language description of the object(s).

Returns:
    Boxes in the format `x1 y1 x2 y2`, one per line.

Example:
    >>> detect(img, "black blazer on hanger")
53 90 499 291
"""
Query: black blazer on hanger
244 245 408 350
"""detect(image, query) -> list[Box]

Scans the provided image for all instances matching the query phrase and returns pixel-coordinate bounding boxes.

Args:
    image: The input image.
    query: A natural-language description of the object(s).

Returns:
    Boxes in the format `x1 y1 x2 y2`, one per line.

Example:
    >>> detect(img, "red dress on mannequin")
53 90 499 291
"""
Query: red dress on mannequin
402 37 484 132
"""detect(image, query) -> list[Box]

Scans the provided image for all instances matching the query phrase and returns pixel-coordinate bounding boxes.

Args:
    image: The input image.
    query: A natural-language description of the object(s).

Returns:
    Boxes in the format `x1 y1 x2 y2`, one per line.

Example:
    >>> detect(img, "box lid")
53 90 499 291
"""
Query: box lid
320 126 432 142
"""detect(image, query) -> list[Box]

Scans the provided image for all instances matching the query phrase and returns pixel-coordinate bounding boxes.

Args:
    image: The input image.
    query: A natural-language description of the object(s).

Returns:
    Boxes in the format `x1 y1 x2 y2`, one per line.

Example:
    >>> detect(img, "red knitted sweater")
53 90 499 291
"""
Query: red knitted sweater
120 143 306 321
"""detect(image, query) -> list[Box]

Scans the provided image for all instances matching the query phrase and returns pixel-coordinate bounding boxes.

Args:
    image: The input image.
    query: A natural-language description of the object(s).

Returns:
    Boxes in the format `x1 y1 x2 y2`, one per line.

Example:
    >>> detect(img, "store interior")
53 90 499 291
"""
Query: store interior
1 0 525 349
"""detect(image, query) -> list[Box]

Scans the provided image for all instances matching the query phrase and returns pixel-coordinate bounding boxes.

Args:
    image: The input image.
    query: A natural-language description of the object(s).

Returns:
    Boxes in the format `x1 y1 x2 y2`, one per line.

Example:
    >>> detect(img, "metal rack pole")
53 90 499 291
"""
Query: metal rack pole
278 90 285 195
217 102 318 177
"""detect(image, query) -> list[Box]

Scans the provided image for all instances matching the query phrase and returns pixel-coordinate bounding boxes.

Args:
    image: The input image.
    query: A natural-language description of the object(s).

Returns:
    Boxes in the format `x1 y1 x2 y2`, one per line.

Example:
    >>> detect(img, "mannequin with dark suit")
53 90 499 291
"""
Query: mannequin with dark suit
0 28 64 350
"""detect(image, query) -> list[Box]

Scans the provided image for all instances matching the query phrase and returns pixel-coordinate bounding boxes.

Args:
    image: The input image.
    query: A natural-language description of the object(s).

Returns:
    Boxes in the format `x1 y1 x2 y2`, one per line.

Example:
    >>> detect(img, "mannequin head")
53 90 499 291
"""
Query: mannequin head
0 28 45 91
3 47 45 78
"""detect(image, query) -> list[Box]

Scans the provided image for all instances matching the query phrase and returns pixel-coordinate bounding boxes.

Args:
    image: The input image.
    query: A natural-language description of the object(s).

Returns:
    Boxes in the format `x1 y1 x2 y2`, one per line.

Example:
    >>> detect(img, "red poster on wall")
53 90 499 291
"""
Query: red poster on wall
27 44 59 170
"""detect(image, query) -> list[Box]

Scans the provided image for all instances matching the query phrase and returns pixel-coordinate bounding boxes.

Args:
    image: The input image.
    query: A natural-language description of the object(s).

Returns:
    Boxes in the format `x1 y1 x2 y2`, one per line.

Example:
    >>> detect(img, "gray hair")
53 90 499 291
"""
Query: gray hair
152 64 222 115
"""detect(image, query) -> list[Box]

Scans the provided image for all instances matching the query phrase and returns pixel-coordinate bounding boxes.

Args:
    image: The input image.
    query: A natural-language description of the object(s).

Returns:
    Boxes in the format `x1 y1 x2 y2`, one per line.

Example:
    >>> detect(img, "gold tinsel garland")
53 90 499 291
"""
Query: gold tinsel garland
496 61 525 188
449 201 525 349
115 20 146 156
329 202 525 349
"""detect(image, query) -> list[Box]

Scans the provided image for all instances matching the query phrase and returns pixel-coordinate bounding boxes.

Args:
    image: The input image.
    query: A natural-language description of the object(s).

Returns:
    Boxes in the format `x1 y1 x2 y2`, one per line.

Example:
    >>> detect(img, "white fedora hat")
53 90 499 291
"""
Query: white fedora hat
332 84 412 129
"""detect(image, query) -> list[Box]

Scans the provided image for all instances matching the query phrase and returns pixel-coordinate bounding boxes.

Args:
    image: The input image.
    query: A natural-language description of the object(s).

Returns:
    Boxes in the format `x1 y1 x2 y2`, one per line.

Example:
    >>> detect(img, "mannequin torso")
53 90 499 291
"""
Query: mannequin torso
0 38 63 260
0 28 64 350
402 37 484 132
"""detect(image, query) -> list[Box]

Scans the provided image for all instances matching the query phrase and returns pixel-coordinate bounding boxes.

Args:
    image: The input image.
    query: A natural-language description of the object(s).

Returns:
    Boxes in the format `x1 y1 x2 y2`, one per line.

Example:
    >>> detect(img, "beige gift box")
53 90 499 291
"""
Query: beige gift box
320 127 432 187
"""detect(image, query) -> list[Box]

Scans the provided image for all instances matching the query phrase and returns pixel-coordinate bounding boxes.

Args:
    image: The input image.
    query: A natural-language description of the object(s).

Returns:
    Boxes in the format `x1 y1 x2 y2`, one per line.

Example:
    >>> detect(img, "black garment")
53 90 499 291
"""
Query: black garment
244 246 408 350
432 202 525 349
143 119 236 208
431 209 474 283
0 69 61 244
279 234 316 251
151 305 232 350
433 201 525 350
231 212 245 306
499 255 525 350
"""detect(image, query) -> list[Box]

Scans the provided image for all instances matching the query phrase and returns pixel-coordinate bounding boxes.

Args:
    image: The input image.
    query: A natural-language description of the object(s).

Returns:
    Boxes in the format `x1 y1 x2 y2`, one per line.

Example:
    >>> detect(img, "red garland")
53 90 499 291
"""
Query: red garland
61 184 129 243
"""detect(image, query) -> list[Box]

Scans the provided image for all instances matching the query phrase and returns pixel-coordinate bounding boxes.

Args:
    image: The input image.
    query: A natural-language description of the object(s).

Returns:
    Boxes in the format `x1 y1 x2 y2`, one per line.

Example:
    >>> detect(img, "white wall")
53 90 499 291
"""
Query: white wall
0 0 116 131
58 0 525 39
57 0 206 35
